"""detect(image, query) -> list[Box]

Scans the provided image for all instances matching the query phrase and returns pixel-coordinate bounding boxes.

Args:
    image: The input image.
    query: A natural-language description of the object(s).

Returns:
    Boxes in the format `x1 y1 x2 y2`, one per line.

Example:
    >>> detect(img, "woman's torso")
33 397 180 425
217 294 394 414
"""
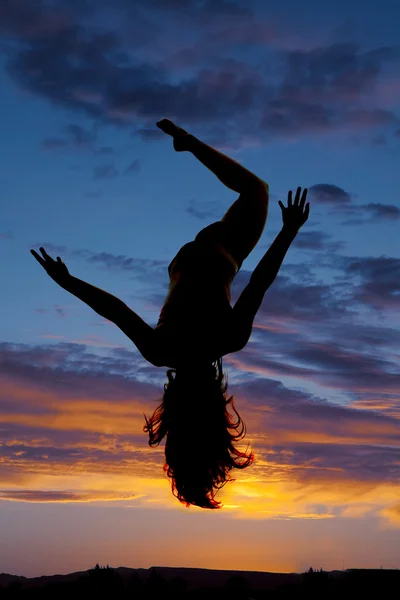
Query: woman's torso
154 234 240 366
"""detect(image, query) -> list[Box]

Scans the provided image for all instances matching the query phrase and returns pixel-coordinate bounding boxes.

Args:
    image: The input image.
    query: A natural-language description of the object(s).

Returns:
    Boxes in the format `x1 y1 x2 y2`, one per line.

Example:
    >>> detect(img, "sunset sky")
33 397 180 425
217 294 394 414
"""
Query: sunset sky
1 0 400 578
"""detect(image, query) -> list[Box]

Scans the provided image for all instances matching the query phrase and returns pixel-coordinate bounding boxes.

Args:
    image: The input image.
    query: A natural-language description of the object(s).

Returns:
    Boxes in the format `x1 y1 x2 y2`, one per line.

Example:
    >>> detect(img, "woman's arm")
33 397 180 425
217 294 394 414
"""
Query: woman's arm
231 226 297 350
30 248 161 366
231 188 310 351
61 276 161 365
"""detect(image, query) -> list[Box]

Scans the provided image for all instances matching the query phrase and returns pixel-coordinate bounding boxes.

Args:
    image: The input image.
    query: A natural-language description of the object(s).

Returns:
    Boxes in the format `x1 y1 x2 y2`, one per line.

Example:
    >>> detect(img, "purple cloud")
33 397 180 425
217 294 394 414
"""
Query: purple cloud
305 187 400 224
41 123 116 156
34 305 68 318
30 241 191 284
292 230 343 252
0 231 14 240
0 490 140 503
362 203 400 220
345 256 400 311
308 184 352 205
0 0 70 38
81 251 166 276
65 123 96 147
2 2 398 145
2 338 400 495
97 145 114 155
135 128 165 142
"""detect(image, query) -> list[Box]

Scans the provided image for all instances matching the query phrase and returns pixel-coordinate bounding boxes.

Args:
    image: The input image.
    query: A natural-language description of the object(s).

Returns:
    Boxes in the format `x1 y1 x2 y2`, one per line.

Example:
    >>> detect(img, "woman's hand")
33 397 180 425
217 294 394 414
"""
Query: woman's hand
30 247 70 285
278 187 310 233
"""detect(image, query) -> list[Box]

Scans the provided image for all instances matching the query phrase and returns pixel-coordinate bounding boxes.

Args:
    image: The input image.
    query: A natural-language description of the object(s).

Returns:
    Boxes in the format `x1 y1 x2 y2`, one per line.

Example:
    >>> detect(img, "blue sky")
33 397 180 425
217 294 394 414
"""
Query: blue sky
1 0 400 577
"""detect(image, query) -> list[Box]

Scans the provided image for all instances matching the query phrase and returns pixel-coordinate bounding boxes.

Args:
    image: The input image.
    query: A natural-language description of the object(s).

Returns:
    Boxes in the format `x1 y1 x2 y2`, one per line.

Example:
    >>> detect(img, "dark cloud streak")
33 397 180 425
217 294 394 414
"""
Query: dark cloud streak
2 3 399 144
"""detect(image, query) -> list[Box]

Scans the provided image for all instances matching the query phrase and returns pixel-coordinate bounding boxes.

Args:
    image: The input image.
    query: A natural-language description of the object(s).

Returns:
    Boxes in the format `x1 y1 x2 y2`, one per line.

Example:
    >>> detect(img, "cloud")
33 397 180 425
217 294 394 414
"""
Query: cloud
124 159 141 175
0 0 71 38
229 334 400 401
29 242 169 294
2 2 399 146
235 273 349 324
1 283 400 518
340 204 400 226
80 251 167 277
65 123 96 146
308 184 353 205
30 242 67 255
97 145 115 155
135 127 165 142
35 305 69 318
371 134 387 146
292 230 343 252
306 187 400 225
93 164 119 180
0 490 142 503
361 203 400 220
0 231 13 240
345 256 400 311
186 199 221 220
41 123 116 156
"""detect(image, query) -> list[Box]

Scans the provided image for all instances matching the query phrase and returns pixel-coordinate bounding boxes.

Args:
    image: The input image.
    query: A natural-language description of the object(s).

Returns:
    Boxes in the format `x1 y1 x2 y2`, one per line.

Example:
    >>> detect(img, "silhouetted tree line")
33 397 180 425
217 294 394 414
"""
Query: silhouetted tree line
1 565 400 600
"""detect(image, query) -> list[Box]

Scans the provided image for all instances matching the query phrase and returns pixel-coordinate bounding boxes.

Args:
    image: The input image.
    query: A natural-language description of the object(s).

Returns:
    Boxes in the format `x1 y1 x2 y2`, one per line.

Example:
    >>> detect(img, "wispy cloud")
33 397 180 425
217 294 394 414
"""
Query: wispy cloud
0 490 143 503
92 164 119 180
0 231 14 240
1 290 400 521
292 230 344 252
124 159 141 175
30 243 169 287
308 184 353 205
344 256 400 311
186 199 222 220
35 305 70 318
307 184 400 224
360 203 400 220
41 123 117 157
2 1 399 147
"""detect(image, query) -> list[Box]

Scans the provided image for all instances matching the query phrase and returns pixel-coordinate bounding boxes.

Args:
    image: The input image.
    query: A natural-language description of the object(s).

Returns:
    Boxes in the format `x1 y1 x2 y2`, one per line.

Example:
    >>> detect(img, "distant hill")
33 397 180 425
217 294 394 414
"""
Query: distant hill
0 566 306 591
2 566 398 593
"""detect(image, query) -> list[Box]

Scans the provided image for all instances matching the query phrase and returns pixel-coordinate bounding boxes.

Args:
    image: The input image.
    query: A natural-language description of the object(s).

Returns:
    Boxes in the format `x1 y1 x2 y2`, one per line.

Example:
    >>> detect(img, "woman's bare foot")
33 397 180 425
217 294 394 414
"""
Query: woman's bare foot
156 118 191 151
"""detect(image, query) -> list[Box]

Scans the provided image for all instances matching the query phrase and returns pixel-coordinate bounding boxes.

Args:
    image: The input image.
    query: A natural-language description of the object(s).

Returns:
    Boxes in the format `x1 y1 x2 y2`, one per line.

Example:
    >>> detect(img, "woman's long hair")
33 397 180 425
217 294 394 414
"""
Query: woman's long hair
143 357 254 509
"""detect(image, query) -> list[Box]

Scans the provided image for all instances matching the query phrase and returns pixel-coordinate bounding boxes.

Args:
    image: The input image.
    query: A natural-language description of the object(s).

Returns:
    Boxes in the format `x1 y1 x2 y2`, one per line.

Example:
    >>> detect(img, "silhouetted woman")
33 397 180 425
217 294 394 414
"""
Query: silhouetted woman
31 118 310 509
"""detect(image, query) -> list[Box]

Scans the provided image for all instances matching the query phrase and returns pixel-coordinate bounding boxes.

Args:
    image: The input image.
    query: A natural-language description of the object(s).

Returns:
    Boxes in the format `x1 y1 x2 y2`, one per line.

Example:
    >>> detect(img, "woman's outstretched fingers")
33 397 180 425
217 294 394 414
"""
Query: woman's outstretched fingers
300 188 308 209
31 247 70 283
40 247 51 260
279 187 310 231
30 249 46 267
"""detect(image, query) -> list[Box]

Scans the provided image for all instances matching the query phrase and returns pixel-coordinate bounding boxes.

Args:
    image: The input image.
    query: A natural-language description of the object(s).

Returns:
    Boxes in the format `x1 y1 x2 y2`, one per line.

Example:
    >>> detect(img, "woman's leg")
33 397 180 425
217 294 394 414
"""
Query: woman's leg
187 137 269 264
157 119 270 265
219 185 269 265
